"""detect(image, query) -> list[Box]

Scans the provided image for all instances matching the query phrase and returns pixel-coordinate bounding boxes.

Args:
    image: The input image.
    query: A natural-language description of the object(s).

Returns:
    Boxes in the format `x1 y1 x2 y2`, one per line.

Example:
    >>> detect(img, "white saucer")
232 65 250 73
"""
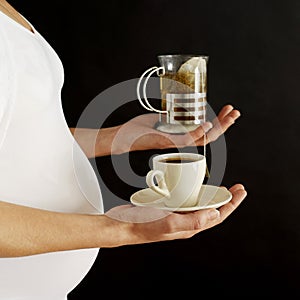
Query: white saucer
130 184 232 212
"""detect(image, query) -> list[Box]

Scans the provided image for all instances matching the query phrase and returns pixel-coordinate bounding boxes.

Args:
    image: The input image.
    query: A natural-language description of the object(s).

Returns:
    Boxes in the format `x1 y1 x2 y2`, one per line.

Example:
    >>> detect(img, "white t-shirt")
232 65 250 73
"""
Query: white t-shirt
0 11 103 300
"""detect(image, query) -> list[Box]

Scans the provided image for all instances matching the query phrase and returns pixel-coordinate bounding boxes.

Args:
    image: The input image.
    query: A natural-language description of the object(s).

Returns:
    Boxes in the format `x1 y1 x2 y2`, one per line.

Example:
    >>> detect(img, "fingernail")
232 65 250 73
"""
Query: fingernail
203 122 213 132
208 209 220 220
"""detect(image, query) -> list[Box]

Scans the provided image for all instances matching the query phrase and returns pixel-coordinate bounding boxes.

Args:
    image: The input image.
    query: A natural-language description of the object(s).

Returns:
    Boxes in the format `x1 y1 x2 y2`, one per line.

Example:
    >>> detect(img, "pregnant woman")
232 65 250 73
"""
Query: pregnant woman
0 1 246 299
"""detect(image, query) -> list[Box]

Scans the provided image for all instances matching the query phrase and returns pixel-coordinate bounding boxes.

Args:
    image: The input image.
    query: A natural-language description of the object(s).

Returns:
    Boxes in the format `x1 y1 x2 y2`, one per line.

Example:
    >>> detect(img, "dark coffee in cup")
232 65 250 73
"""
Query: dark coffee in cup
159 158 199 164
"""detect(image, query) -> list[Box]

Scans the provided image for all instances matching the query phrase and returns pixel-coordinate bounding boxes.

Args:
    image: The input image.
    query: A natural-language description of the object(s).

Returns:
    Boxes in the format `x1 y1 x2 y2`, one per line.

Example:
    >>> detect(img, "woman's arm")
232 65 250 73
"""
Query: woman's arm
70 105 241 158
69 126 120 158
0 184 246 257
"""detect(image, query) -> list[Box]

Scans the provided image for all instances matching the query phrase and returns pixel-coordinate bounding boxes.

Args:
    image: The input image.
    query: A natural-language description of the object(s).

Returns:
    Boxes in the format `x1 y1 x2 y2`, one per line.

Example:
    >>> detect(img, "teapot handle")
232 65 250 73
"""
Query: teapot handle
136 66 168 114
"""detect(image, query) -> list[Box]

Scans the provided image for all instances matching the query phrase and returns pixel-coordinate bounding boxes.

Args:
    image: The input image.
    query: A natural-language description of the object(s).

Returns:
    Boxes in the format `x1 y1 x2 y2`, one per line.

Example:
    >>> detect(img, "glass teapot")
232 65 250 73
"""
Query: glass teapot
137 54 208 134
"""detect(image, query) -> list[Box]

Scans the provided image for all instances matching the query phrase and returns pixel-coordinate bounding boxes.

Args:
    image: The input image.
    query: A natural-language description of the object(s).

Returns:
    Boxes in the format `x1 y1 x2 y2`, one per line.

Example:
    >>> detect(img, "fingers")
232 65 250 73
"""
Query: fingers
228 183 246 193
178 122 212 146
166 208 220 233
165 184 247 239
158 121 212 148
187 122 213 143
214 105 241 124
216 104 234 120
218 184 247 221
202 115 233 144
213 107 240 130
195 105 241 145
217 109 241 130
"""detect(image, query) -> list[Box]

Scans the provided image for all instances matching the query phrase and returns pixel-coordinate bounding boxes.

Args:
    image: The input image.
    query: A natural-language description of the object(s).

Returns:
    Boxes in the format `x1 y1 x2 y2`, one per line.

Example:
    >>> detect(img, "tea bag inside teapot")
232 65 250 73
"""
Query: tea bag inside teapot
176 57 207 92
178 57 207 74
178 57 209 177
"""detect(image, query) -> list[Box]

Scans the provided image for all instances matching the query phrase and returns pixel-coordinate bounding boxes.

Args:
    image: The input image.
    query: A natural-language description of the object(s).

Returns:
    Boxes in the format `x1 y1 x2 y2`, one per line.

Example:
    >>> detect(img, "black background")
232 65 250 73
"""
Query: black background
11 0 300 298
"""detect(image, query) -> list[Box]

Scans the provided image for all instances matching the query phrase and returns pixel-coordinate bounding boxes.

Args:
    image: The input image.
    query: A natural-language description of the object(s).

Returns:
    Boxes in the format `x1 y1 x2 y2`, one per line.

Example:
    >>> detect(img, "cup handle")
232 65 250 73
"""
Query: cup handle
146 170 171 199
136 66 168 114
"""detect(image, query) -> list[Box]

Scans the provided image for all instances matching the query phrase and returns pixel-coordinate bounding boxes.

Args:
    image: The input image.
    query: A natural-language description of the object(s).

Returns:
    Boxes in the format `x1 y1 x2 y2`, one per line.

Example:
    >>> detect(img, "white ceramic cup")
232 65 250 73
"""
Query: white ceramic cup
146 153 206 208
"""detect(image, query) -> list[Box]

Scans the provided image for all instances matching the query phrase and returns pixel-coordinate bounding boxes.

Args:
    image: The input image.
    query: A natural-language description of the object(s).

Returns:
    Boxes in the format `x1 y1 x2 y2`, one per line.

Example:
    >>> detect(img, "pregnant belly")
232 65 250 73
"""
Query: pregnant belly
0 248 99 299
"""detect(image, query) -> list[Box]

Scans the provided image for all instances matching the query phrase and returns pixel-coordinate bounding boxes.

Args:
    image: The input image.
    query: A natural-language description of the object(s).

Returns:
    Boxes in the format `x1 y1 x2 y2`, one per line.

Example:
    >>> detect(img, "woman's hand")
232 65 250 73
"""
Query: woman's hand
110 104 241 154
71 104 240 157
103 184 247 246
